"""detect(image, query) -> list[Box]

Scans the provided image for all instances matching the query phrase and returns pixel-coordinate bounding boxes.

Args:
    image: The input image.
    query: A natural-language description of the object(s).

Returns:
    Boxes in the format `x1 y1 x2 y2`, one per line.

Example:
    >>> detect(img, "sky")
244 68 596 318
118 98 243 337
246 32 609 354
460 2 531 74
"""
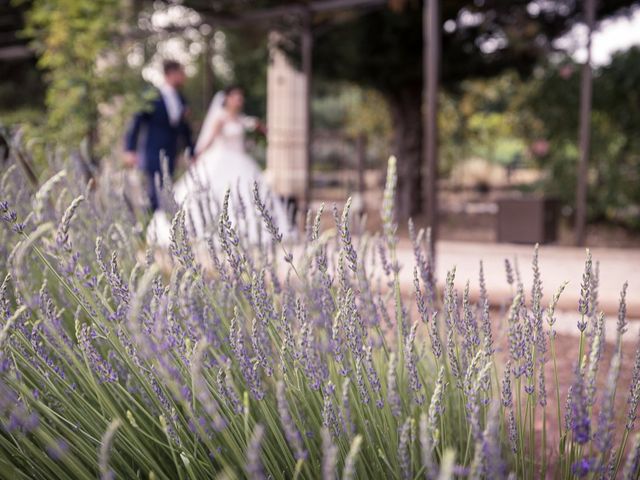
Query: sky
559 6 640 65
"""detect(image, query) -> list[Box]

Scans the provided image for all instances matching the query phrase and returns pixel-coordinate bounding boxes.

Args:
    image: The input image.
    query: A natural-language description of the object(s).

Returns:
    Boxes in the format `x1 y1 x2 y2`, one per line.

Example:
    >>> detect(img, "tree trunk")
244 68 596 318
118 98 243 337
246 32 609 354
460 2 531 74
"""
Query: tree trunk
385 85 423 221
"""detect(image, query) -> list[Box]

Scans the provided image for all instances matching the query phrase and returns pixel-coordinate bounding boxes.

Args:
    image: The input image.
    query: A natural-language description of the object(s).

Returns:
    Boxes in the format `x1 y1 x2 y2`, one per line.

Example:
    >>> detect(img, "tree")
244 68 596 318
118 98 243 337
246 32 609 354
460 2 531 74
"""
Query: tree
21 0 143 161
311 0 639 218
523 47 640 230
0 2 45 124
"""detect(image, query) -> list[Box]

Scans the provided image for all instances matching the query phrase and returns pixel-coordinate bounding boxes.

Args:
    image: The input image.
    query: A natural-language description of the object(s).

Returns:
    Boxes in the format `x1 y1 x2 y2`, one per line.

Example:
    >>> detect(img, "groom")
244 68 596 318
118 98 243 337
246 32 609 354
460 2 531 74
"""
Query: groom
124 60 195 211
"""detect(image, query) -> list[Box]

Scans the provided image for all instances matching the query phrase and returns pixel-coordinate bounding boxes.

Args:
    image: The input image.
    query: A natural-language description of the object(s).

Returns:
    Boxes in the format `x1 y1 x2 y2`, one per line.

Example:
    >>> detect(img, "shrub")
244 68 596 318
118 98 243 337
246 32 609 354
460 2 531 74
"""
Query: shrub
0 151 639 479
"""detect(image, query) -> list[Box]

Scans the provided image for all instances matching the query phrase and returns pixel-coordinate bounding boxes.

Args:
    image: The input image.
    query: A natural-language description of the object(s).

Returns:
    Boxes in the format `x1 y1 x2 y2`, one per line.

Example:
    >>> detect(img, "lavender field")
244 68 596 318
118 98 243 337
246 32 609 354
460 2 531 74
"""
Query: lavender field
0 153 639 480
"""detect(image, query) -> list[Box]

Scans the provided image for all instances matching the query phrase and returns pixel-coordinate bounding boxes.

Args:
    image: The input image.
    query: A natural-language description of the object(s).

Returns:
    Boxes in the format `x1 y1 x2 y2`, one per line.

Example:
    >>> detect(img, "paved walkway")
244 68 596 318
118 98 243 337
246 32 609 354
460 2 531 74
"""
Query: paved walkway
395 240 640 340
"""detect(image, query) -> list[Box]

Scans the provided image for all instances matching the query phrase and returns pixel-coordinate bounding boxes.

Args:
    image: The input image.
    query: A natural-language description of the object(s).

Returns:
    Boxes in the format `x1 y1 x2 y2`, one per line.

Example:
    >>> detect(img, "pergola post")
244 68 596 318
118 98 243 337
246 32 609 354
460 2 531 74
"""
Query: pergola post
302 11 313 215
575 0 596 246
202 28 214 118
423 0 439 262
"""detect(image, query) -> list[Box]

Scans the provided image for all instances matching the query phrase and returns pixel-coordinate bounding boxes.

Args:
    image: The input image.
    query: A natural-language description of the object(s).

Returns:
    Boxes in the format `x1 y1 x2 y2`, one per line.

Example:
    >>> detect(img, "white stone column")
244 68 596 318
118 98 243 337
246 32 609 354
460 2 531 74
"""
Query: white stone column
265 33 308 201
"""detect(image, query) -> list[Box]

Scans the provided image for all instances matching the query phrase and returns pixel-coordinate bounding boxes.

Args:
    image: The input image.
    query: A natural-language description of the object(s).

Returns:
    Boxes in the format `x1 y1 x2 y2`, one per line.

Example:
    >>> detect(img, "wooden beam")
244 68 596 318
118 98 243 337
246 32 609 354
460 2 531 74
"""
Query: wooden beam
575 0 596 246
423 0 439 261
0 45 33 60
200 0 386 26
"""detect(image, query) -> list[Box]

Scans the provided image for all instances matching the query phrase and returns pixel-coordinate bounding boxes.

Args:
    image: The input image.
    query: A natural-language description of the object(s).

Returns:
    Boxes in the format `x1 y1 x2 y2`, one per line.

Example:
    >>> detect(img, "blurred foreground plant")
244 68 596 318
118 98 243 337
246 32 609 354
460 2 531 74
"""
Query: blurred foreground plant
0 151 639 480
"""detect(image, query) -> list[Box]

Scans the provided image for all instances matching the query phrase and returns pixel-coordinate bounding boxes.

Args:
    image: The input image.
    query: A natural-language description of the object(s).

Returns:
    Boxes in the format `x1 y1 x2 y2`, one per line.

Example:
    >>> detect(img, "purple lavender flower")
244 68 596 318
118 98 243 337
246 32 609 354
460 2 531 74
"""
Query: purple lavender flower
387 352 402 417
462 282 480 354
169 209 197 271
414 266 429 325
46 438 69 461
546 282 567 334
251 270 276 327
622 433 640 480
364 345 383 407
276 381 307 461
409 220 435 311
444 269 462 386
571 457 595 478
253 181 283 243
538 365 547 408
569 364 590 445
507 294 525 376
478 263 493 355
0 200 23 234
354 356 371 405
77 322 118 383
419 412 437 480
322 382 340 438
405 322 425 405
429 311 443 360
584 312 603 407
501 361 513 408
427 366 446 444
251 317 273 377
217 366 243 415
377 237 393 277
504 258 514 286
398 417 412 480
618 281 629 336
322 426 338 480
463 352 491 443
578 250 592 322
298 299 323 391
99 419 122 480
191 339 225 431
470 403 504 479
55 195 84 252
341 377 355 437
246 424 266 480
342 435 363 480
627 336 640 431
333 199 358 273
595 348 621 456
229 309 264 400
507 409 518 454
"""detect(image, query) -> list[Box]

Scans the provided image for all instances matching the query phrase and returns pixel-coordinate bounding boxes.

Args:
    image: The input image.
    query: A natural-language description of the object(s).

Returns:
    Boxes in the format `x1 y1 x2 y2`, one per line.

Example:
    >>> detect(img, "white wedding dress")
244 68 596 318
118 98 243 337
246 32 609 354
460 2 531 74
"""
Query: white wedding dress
147 107 293 247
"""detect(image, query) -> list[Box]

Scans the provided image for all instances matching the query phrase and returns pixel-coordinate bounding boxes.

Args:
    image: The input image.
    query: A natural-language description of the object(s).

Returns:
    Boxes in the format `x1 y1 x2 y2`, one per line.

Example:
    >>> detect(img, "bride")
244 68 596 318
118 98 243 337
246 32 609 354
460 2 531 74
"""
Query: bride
148 85 294 246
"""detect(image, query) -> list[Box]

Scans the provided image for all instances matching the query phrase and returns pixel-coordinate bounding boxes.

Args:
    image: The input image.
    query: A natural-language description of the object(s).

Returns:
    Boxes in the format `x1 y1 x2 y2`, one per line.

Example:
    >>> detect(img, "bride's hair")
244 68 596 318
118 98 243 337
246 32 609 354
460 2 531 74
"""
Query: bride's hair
223 85 243 104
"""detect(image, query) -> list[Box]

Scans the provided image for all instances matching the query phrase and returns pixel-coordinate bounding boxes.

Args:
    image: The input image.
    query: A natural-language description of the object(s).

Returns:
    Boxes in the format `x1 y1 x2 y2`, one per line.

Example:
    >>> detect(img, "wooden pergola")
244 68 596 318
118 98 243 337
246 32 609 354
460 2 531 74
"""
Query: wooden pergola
196 0 441 258
196 0 597 250
0 3 33 61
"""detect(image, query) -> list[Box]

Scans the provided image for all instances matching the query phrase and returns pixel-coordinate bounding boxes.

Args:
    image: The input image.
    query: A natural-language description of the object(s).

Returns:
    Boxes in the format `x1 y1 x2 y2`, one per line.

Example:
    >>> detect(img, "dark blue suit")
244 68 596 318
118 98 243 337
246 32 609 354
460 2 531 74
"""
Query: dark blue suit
125 89 194 211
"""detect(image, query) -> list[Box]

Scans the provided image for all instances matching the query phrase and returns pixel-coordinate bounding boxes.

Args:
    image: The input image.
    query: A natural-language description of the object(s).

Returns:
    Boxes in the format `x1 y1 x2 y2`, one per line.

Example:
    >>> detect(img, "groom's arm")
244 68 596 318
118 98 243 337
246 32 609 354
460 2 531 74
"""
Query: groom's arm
179 109 195 160
124 111 148 153
122 113 142 168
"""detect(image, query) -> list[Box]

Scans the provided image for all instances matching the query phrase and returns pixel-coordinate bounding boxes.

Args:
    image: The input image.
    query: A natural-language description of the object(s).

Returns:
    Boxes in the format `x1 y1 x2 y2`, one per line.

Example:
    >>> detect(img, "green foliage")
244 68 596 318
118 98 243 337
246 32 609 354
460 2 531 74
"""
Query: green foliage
524 48 640 229
21 0 145 156
439 72 530 173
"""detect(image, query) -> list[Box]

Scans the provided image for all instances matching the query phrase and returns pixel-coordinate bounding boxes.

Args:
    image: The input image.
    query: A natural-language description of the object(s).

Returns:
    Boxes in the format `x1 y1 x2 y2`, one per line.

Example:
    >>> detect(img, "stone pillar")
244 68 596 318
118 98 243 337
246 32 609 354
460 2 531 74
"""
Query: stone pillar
265 33 308 205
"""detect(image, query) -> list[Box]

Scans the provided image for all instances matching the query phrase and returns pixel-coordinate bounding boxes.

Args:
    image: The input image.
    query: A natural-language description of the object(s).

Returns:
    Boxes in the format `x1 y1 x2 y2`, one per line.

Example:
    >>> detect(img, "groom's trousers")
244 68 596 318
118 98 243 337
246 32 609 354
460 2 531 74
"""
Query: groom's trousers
145 162 174 212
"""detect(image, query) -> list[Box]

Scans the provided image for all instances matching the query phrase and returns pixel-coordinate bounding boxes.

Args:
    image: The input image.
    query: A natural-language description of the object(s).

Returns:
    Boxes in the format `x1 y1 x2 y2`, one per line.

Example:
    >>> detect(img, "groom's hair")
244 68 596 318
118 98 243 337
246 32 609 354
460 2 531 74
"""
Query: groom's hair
163 60 183 75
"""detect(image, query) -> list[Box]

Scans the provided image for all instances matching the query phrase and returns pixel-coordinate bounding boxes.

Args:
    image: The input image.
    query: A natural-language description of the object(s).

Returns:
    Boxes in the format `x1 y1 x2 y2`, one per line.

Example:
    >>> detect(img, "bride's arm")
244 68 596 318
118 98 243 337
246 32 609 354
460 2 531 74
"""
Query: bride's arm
241 115 267 135
195 113 225 158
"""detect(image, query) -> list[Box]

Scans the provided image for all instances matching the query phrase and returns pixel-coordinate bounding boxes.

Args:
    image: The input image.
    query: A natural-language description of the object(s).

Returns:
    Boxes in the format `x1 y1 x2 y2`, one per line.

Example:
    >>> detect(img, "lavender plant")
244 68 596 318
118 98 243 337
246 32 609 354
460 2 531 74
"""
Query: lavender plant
0 149 639 480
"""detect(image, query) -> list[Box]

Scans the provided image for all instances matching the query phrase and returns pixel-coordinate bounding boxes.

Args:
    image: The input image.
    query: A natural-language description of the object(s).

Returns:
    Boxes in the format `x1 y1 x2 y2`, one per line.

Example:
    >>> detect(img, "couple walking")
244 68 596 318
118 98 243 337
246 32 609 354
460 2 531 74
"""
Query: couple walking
124 60 292 245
